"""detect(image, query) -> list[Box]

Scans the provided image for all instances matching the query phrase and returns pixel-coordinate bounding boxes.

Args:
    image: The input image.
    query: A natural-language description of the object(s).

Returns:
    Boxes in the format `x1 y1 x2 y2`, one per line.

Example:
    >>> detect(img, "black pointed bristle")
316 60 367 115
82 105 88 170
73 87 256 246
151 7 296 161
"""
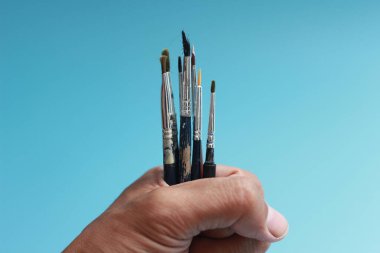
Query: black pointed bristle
162 49 170 72
191 53 195 66
178 56 182 73
181 30 190 56
211 80 215 93
160 55 167 74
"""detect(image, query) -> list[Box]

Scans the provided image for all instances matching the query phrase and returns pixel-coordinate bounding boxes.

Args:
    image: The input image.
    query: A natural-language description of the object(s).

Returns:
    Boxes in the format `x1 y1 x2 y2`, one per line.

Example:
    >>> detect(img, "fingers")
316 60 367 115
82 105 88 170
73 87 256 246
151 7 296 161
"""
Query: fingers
215 164 254 178
111 165 247 209
190 234 270 253
154 168 288 242
113 164 253 209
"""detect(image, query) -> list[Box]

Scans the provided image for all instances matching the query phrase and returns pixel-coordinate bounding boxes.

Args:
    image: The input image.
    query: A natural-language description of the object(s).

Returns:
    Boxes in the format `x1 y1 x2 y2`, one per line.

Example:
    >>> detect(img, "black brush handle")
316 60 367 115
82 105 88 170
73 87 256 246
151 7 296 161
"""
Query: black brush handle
203 147 215 178
171 115 180 183
179 116 192 182
164 163 177 185
203 162 216 178
191 140 203 180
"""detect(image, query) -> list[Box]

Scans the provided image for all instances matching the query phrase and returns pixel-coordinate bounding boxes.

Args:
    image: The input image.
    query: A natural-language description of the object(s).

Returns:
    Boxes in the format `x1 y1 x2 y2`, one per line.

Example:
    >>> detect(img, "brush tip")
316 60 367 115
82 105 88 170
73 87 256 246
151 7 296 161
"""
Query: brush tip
161 49 170 71
181 30 190 56
161 48 169 57
178 56 182 72
191 53 195 66
211 80 215 93
198 69 202 86
160 55 167 74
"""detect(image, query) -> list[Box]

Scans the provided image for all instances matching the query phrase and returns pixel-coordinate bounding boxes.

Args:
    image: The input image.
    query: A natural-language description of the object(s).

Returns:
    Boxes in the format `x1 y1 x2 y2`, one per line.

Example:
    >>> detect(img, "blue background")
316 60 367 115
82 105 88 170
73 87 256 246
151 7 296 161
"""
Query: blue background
1 0 380 252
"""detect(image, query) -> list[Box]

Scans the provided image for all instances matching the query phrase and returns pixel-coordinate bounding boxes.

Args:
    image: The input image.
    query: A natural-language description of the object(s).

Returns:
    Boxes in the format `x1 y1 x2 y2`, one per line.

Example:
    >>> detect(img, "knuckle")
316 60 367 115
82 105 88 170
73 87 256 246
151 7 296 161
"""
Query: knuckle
135 189 170 221
231 176 260 209
230 173 265 209
252 175 265 198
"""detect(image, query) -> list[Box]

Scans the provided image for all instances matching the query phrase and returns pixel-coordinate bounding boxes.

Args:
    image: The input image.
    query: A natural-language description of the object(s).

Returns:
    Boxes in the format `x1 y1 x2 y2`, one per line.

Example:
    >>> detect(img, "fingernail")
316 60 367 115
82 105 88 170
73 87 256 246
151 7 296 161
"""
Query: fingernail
266 205 289 240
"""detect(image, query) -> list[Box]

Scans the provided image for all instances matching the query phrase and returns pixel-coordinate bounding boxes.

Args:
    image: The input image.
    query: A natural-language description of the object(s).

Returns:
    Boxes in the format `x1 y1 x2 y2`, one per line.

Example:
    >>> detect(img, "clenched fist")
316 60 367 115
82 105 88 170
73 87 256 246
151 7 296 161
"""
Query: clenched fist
64 165 288 252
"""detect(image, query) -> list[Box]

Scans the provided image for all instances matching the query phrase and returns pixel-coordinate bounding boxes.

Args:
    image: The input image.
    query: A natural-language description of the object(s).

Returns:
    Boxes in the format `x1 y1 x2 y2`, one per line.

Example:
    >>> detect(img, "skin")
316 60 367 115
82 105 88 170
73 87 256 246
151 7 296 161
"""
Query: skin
63 165 288 253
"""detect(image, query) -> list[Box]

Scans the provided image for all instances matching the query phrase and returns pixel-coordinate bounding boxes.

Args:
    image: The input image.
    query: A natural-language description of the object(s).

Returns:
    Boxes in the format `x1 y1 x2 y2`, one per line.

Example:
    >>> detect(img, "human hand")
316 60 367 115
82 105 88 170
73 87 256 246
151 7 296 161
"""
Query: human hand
63 165 288 253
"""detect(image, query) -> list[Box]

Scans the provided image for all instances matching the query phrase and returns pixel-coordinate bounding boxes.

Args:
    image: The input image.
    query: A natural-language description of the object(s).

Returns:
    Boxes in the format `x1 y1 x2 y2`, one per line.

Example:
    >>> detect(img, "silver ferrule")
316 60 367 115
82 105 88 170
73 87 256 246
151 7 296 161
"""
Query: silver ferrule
163 128 175 164
178 71 183 115
191 64 196 116
164 72 175 117
193 85 202 141
207 92 215 148
161 77 171 130
180 56 191 117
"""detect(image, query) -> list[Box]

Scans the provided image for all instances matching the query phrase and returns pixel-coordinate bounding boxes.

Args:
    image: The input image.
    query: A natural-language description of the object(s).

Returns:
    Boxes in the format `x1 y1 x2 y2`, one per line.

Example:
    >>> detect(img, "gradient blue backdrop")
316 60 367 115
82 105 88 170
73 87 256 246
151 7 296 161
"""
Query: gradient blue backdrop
1 0 380 252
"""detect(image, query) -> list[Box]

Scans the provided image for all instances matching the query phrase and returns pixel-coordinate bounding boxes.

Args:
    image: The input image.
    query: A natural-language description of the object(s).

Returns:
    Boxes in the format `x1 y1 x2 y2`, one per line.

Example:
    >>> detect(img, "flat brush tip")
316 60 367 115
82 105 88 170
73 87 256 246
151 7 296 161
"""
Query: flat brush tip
161 49 170 71
181 30 190 56
160 55 167 74
211 80 215 93
161 48 169 57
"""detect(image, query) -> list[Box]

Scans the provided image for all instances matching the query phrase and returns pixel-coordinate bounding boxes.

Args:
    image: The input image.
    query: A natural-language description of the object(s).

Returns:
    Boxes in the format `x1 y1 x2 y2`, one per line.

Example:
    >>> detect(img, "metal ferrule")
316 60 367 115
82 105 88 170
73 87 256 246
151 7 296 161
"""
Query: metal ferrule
193 85 202 141
162 128 174 164
161 76 175 164
191 64 196 116
207 92 215 148
180 56 191 117
178 71 183 115
164 72 174 117
161 76 171 130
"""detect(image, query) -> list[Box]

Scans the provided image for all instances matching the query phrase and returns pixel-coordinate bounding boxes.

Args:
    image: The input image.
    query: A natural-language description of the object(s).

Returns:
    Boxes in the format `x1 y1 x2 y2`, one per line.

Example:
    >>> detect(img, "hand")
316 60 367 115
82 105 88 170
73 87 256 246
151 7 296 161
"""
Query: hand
63 165 288 253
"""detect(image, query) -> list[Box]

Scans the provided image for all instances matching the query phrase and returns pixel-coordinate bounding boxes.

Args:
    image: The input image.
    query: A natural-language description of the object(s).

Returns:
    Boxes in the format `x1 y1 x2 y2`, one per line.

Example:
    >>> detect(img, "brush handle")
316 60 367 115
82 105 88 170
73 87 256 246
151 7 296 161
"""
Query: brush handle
164 163 177 185
205 146 214 163
203 162 216 178
191 140 203 180
203 147 215 178
171 115 180 183
162 127 177 185
179 116 192 182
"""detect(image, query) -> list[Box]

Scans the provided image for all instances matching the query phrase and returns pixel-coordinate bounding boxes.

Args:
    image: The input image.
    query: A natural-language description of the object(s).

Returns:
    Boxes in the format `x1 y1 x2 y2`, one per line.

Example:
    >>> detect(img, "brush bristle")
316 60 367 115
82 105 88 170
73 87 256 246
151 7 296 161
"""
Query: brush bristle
181 31 190 56
160 55 167 74
191 53 195 66
211 80 215 93
198 69 202 86
178 56 182 73
162 49 170 72
162 48 169 57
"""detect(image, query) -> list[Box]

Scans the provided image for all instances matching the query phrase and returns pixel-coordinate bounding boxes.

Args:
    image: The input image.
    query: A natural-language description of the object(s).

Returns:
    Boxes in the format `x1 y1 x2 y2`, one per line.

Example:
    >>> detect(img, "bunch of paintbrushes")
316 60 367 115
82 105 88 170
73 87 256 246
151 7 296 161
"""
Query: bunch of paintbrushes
160 31 216 185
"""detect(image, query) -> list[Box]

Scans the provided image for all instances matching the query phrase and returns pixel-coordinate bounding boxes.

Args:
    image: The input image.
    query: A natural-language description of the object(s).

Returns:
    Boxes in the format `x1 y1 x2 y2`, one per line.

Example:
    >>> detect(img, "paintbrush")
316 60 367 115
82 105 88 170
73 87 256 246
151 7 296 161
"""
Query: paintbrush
162 49 179 182
191 46 196 118
179 31 192 182
203 80 216 178
177 56 183 183
160 55 177 185
191 69 203 180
